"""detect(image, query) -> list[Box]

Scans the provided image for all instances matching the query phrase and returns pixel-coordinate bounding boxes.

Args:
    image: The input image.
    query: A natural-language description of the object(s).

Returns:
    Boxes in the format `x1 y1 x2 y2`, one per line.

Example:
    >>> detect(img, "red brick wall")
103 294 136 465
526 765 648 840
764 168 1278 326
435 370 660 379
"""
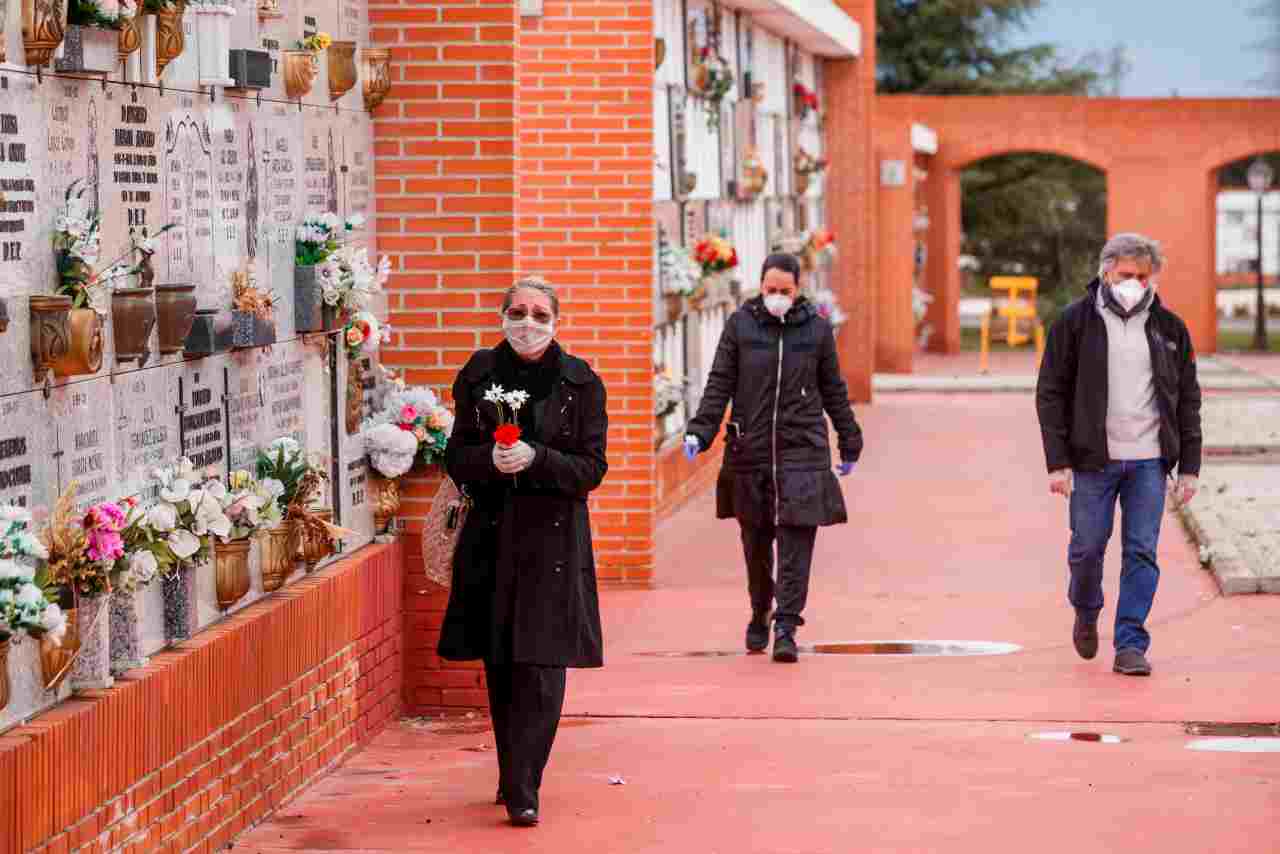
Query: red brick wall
367 1 519 713
4 544 404 854
516 2 656 584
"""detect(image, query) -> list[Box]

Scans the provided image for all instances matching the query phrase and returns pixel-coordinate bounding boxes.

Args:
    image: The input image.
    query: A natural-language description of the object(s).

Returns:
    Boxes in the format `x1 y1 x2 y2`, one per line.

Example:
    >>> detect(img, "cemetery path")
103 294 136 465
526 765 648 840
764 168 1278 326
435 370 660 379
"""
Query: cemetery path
237 393 1280 854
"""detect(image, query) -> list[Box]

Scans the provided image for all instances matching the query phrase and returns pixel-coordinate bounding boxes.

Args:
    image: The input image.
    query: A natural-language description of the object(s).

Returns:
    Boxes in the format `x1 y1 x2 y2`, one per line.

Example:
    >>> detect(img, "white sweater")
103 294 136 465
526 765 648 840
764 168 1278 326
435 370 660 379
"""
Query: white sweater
1096 290 1162 461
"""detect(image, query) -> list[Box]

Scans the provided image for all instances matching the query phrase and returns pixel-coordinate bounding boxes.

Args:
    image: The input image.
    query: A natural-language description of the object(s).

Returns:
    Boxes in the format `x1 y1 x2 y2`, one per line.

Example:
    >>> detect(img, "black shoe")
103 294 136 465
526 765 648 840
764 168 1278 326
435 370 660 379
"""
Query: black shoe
1073 611 1099 660
746 610 771 652
1113 648 1152 676
772 626 798 664
495 788 505 806
509 807 539 827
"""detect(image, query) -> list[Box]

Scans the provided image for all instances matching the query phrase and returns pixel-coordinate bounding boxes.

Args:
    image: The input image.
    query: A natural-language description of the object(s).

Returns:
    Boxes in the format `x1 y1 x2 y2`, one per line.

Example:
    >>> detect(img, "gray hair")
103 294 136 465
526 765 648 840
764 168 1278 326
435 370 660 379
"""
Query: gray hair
501 275 559 317
1098 233 1165 278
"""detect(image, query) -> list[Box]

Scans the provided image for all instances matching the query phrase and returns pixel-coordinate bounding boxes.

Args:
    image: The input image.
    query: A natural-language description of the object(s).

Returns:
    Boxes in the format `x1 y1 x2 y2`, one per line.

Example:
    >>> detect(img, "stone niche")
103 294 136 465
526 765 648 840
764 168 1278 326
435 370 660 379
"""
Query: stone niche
0 0 379 733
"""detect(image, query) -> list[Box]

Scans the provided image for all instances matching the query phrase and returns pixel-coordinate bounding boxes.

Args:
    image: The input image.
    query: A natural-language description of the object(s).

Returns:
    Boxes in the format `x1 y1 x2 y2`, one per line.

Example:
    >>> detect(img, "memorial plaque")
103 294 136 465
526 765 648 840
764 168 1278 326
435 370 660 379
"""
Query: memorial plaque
260 339 307 446
103 85 164 285
208 102 249 289
162 107 218 305
0 75 46 395
225 347 266 473
656 200 681 246
303 117 340 215
113 364 180 502
179 359 229 475
339 110 373 223
254 109 302 338
335 350 372 545
0 392 56 512
50 379 119 514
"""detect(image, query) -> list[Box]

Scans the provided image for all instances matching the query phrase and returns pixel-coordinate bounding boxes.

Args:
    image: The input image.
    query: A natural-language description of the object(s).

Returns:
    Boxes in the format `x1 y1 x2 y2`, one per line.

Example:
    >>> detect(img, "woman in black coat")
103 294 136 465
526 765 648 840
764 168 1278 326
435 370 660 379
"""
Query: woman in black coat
685 253 863 663
438 276 607 827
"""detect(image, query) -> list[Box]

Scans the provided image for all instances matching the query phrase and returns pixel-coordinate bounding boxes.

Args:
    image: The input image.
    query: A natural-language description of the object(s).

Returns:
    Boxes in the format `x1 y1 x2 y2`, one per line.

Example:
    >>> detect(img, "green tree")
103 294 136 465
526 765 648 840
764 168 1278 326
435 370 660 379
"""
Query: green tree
876 0 1110 320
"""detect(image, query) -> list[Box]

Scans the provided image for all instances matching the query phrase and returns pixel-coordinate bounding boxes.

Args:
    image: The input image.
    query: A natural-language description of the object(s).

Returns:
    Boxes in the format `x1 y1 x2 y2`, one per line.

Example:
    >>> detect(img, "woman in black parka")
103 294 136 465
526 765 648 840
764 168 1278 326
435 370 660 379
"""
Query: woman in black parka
685 254 863 663
438 276 607 828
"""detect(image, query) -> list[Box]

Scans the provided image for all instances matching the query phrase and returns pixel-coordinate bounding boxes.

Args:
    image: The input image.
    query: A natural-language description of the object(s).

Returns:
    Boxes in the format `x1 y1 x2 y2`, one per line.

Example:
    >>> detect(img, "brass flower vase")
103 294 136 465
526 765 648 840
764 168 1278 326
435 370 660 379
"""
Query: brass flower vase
327 40 357 101
371 475 400 535
154 3 185 79
795 171 811 196
260 524 295 592
361 47 391 111
30 295 104 383
155 284 197 354
111 287 156 365
283 49 318 100
662 293 684 320
0 637 11 710
214 538 252 610
294 509 335 573
117 14 141 67
22 0 68 66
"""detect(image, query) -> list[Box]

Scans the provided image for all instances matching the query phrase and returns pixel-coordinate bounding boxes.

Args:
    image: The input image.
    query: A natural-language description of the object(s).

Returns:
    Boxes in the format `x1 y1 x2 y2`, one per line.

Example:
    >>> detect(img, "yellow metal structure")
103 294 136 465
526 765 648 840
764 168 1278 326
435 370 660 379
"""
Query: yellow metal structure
979 275 1046 373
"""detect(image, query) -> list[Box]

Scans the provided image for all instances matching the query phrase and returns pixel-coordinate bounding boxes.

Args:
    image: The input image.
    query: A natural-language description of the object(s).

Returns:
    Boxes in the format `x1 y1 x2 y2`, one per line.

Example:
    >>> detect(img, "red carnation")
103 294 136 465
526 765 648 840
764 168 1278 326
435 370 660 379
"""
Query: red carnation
493 424 522 447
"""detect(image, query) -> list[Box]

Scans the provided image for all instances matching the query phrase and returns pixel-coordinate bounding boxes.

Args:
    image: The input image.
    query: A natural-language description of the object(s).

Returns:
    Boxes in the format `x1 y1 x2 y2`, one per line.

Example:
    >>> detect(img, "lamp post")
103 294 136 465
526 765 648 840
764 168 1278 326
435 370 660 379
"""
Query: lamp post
1246 158 1274 351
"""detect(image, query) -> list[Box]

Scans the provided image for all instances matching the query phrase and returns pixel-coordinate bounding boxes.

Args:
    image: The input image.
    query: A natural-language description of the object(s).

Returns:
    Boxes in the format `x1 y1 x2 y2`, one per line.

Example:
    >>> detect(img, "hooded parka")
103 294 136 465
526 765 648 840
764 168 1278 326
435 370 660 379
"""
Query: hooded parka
687 296 863 528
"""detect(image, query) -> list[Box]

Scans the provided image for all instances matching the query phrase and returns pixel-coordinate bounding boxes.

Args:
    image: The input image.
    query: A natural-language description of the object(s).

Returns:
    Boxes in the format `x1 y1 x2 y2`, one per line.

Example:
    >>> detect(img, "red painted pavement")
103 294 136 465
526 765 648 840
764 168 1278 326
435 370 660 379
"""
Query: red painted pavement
237 393 1280 853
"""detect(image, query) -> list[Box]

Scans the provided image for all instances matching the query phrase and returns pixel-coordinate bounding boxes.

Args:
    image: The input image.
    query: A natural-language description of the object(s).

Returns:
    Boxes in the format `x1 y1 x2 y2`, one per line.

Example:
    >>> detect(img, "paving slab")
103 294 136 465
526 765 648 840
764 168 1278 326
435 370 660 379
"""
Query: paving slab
1200 396 1280 455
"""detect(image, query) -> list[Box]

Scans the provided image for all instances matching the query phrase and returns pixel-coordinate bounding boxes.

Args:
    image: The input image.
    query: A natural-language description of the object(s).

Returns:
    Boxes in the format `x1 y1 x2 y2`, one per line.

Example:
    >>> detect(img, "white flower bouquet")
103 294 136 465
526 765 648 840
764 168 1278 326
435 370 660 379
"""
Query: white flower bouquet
114 458 226 579
219 470 285 541
318 245 390 313
0 559 66 646
0 504 50 565
659 242 701 297
294 211 364 267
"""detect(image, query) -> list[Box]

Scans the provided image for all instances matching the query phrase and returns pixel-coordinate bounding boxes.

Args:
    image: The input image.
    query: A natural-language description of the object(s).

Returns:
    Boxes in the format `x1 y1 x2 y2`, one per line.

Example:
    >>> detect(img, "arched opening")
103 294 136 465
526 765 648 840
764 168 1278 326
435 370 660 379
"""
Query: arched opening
1214 151 1280 352
950 152 1107 365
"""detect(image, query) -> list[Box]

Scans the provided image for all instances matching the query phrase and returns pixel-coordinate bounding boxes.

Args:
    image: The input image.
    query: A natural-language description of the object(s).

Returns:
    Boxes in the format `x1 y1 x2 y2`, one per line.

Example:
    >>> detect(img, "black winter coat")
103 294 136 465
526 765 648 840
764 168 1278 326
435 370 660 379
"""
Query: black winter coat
1036 280 1203 476
438 343 607 668
687 296 863 528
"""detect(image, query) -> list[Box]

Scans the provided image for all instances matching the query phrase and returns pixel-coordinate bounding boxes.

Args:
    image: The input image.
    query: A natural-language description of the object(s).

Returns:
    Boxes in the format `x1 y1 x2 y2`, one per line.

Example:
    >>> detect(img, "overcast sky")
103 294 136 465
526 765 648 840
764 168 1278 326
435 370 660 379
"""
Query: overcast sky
1010 0 1277 97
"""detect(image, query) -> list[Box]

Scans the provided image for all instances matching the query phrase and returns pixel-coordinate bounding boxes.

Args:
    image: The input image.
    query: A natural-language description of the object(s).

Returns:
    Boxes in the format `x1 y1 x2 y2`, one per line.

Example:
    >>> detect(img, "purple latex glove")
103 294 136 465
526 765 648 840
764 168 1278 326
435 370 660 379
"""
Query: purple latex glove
836 461 855 477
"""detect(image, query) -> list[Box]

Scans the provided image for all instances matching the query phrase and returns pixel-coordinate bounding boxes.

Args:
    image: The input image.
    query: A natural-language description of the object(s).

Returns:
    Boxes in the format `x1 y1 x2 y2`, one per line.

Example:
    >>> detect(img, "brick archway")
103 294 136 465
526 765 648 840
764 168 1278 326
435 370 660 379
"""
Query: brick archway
865 96 1280 372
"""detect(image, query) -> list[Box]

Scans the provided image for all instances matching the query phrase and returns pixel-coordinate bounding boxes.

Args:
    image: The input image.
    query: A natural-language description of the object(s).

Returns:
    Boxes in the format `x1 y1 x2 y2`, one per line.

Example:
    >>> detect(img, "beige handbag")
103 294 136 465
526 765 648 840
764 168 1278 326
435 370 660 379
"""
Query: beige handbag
420 476 472 589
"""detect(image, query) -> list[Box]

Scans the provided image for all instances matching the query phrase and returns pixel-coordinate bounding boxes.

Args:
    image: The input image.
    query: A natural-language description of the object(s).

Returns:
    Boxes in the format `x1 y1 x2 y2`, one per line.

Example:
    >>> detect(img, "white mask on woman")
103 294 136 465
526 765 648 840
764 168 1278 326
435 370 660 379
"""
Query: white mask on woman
763 294 794 319
503 315 555 357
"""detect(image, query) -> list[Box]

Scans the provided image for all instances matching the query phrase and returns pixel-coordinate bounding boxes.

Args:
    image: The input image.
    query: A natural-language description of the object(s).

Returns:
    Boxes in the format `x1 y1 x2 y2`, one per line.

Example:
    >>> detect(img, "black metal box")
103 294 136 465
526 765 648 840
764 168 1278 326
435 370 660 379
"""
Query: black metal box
229 49 272 90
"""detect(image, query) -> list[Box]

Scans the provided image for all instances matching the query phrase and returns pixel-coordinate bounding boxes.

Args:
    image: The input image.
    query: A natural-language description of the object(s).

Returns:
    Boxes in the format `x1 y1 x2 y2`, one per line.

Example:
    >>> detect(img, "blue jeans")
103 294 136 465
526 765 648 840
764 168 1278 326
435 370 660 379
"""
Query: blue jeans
1067 459 1166 653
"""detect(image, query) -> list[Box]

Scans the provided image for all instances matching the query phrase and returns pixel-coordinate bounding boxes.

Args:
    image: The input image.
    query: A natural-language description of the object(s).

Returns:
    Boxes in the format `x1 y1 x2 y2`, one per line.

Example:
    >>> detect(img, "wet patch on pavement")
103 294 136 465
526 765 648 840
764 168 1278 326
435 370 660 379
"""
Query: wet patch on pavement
1185 722 1280 737
636 641 1022 657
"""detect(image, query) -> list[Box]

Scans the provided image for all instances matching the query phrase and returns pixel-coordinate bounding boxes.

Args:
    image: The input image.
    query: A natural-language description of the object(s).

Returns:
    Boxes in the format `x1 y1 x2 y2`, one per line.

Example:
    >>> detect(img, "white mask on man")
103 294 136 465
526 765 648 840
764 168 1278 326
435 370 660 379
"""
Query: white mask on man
502 315 555 356
1109 277 1152 312
763 294 794 319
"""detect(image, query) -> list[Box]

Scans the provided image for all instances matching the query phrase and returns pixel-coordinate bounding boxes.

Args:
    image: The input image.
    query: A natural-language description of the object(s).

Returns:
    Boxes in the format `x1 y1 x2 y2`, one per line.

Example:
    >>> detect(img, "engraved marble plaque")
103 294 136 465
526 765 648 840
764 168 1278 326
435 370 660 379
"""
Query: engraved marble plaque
179 358 229 475
113 364 180 502
0 392 56 512
225 347 267 473
50 379 119 514
161 107 218 303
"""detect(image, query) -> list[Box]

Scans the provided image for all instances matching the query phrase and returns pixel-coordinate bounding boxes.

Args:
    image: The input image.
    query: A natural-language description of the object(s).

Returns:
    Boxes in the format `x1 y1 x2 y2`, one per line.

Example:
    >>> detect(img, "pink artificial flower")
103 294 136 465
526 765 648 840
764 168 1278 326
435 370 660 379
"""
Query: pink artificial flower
399 405 419 424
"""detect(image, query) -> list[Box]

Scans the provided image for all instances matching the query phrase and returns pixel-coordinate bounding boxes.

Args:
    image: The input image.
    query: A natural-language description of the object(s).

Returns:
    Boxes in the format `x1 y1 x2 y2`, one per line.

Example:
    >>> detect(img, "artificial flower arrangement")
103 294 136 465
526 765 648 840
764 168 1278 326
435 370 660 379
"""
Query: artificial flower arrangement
739 148 769 199
232 269 277 321
807 285 848 329
0 504 65 649
690 46 733 133
297 32 332 53
693 233 739 282
362 384 455 474
256 437 313 512
342 310 388 361
295 211 363 268
319 243 390 315
794 148 829 177
772 229 836 272
793 81 819 120
659 242 701 298
115 458 228 581
37 485 129 598
220 469 285 541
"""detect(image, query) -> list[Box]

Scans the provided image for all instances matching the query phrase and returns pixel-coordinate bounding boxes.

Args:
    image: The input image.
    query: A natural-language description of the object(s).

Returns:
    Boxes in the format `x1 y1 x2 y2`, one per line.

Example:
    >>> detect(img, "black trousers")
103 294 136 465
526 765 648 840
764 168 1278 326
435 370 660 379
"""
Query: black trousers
739 522 818 628
483 659 566 812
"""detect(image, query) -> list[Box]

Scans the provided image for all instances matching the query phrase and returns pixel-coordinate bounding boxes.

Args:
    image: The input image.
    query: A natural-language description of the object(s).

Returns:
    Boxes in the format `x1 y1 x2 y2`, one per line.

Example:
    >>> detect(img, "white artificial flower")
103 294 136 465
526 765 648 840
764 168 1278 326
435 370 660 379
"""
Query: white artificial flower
260 478 285 501
146 503 178 532
346 212 366 229
15 532 48 560
41 603 67 647
483 385 506 405
168 530 201 559
203 479 228 503
0 588 12 605
0 504 29 523
193 498 231 539
160 478 191 504
129 550 159 584
268 436 301 460
365 423 418 479
505 390 530 411
15 583 44 608
0 560 23 581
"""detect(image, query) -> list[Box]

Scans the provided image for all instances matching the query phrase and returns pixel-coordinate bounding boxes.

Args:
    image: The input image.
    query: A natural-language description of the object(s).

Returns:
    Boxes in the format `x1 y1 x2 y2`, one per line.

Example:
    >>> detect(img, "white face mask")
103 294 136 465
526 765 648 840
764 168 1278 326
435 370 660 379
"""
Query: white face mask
763 294 794 319
502 315 555 357
1109 277 1150 312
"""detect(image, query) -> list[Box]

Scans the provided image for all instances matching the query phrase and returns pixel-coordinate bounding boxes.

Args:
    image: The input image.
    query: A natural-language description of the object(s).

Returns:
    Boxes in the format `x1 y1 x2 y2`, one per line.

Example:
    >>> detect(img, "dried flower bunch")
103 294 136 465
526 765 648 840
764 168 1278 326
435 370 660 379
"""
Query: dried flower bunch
38 484 115 596
298 32 332 52
232 270 277 320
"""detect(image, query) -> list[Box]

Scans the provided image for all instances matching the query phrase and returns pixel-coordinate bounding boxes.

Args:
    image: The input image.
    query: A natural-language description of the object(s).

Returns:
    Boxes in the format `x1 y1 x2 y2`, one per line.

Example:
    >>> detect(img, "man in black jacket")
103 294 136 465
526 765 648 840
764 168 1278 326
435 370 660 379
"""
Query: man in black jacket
1036 233 1202 677
684 253 863 663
